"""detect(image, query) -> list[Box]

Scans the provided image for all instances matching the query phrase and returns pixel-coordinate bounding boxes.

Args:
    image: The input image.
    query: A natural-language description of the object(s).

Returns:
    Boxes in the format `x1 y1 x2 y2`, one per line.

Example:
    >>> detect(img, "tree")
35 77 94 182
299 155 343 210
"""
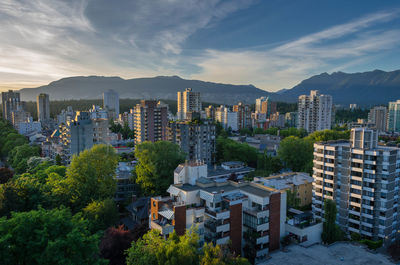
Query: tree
134 141 185 196
8 144 41 174
306 129 350 142
55 154 62 165
126 229 200 265
201 242 250 265
321 199 343 244
0 167 13 184
65 144 119 210
0 207 105 265
83 198 119 232
121 123 135 140
278 136 313 173
100 225 135 265
216 137 258 167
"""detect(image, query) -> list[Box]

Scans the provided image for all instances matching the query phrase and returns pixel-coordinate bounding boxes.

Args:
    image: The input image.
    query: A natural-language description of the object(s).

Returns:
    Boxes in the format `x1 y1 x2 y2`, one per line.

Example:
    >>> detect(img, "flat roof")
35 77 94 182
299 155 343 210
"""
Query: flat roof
239 185 271 198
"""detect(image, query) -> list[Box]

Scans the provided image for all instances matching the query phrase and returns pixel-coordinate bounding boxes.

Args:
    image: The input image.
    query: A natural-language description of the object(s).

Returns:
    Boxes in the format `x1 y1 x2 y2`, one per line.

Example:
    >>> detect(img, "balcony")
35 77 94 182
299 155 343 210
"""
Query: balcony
205 208 230 219
257 222 269 232
151 220 174 235
256 235 269 244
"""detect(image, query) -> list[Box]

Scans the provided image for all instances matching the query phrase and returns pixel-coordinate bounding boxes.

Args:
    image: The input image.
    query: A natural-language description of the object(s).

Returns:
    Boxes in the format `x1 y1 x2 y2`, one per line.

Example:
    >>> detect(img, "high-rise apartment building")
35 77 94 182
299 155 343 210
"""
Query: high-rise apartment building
387 100 400 132
133 100 168 144
205 105 215 120
37 93 50 122
167 120 216 165
285 112 298 128
255 97 276 117
103 89 120 119
2 90 21 121
312 128 400 245
177 88 202 120
59 111 93 162
150 161 286 263
368 106 387 132
233 102 251 130
298 90 332 133
215 106 238 131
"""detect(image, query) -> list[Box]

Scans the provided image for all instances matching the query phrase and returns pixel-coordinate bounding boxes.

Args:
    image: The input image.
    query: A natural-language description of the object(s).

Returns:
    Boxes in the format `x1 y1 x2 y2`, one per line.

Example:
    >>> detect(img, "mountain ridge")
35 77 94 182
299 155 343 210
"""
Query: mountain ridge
18 69 400 105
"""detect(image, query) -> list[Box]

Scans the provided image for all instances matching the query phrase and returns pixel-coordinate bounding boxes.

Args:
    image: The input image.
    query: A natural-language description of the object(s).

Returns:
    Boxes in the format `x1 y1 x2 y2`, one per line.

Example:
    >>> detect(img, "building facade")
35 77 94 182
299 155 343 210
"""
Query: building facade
177 88 202 120
2 90 21 121
387 100 400 132
167 120 216 165
312 128 400 245
133 100 168 144
215 106 238 131
150 162 286 264
298 90 332 133
367 106 387 133
59 111 93 162
103 89 120 119
233 102 251 130
37 93 50 122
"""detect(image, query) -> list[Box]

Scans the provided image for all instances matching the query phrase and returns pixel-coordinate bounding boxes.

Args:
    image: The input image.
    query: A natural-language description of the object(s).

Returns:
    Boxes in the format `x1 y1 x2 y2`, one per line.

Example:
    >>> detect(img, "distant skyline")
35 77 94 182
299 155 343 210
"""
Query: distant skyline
1 0 400 92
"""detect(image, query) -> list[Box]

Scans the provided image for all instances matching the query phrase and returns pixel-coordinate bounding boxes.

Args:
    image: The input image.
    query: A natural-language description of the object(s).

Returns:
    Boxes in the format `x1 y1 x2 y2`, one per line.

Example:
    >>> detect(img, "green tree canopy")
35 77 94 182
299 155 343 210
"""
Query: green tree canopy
134 141 185 196
65 144 119 210
0 207 105 265
278 136 314 173
216 137 258 167
8 144 41 174
83 198 119 232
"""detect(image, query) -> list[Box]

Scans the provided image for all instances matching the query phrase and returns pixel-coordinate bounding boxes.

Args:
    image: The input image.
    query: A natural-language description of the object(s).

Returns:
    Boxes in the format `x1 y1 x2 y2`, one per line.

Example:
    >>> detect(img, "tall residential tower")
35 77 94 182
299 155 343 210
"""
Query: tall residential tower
177 88 201 120
298 90 332 133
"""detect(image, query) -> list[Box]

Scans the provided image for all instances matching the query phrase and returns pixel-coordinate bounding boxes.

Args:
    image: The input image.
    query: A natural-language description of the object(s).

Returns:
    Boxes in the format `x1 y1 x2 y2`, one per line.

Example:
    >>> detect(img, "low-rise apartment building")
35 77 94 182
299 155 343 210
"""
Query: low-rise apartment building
150 162 286 264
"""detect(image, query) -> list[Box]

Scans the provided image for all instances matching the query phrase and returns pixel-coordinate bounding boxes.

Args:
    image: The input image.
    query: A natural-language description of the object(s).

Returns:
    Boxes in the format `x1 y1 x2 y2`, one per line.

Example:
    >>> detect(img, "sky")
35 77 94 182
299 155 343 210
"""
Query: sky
1 0 400 92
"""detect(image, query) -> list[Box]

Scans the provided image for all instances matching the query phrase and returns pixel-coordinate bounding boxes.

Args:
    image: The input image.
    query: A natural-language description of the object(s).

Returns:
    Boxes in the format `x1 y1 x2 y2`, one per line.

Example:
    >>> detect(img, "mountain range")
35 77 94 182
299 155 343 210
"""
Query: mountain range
18 69 400 106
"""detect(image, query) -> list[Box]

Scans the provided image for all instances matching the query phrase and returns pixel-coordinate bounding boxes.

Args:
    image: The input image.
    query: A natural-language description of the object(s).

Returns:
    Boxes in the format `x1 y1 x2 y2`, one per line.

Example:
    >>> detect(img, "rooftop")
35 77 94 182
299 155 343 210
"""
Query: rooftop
256 172 313 190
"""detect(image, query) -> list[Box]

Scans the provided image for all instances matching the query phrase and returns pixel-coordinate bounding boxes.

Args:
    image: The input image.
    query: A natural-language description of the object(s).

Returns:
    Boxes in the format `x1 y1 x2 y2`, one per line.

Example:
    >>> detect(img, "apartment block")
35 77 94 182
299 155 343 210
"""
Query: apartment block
177 88 202 120
368 106 387 133
285 112 298 128
150 161 286 264
133 100 168 144
387 100 400 132
167 120 216 165
255 97 276 117
255 172 313 207
233 102 251 130
298 90 332 133
37 93 50 122
1 90 21 121
312 127 400 245
59 111 93 162
215 106 238 131
103 89 120 119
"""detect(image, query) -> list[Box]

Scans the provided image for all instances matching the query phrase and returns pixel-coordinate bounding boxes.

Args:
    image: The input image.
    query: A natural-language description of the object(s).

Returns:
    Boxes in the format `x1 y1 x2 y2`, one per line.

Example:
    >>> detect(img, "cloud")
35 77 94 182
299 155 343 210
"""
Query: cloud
191 10 400 91
0 2 399 93
0 0 254 90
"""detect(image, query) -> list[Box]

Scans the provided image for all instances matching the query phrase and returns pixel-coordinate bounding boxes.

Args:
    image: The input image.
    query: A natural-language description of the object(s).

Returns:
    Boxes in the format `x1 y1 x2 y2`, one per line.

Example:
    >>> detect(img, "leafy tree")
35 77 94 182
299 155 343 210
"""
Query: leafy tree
100 225 135 265
0 207 105 265
8 144 41 174
126 229 200 265
83 198 119 232
1 132 28 158
306 129 350 142
239 128 253 136
201 242 250 265
0 174 49 217
216 137 258 167
121 123 135 140
256 153 283 175
321 199 343 244
55 154 62 165
0 167 13 184
278 136 313 173
65 144 119 210
134 141 185 196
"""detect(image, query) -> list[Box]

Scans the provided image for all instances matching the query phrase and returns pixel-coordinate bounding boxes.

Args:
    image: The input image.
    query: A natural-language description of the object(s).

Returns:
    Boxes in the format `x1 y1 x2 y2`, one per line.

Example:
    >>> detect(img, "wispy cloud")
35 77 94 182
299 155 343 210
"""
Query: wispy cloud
0 2 399 93
192 9 400 90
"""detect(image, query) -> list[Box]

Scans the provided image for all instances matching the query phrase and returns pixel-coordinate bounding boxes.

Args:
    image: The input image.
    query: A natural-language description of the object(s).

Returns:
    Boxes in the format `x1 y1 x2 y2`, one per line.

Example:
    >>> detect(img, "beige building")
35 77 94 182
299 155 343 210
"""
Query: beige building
298 90 332 133
254 172 313 207
177 88 202 120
